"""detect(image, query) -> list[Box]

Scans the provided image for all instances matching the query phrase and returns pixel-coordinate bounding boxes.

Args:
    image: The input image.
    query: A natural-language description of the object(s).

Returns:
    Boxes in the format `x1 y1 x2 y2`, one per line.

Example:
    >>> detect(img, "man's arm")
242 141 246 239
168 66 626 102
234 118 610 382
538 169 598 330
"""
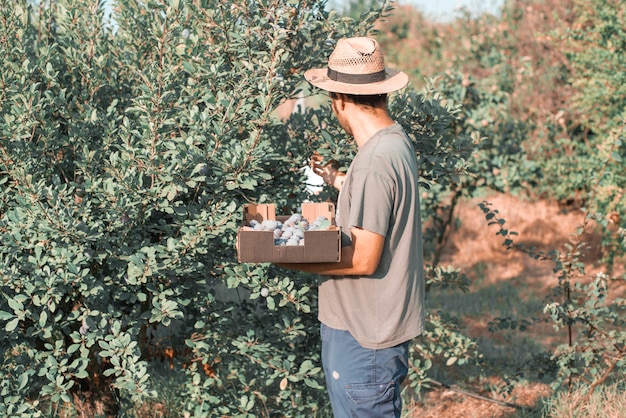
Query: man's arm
277 227 384 276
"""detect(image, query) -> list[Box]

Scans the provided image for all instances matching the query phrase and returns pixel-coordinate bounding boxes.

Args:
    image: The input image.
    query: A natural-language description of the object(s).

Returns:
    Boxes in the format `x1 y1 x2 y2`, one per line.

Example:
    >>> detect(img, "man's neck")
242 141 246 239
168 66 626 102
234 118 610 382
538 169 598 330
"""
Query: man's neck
350 110 395 148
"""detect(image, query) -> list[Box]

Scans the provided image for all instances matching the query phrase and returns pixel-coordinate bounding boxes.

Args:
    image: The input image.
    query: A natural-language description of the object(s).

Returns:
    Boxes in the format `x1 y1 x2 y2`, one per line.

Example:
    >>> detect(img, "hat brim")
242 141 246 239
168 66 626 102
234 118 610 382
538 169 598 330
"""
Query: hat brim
304 67 408 95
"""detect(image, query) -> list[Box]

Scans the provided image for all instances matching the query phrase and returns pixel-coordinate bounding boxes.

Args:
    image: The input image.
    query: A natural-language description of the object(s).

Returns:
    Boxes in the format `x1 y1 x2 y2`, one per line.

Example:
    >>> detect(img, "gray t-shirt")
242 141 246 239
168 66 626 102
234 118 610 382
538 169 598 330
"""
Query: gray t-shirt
318 122 425 350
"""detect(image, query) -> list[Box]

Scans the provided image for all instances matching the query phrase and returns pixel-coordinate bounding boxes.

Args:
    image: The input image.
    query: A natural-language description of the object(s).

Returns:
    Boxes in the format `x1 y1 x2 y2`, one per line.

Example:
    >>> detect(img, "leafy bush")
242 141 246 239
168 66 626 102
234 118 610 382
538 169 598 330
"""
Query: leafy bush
0 0 354 414
0 0 480 415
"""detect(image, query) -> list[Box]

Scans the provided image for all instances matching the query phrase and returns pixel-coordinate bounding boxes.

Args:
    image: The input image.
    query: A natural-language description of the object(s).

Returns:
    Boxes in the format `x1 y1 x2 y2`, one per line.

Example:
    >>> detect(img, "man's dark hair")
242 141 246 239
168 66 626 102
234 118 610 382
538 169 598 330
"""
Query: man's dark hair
330 92 387 108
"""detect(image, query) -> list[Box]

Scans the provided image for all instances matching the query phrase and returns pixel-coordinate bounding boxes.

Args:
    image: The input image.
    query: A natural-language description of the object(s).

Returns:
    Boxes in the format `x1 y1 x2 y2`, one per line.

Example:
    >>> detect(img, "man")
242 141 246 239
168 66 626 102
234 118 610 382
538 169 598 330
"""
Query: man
279 37 425 418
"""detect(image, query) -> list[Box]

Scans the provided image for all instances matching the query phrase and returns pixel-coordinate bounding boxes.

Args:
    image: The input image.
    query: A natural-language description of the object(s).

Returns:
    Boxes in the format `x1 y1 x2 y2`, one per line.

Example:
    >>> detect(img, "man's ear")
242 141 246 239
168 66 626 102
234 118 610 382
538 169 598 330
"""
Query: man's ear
334 93 347 110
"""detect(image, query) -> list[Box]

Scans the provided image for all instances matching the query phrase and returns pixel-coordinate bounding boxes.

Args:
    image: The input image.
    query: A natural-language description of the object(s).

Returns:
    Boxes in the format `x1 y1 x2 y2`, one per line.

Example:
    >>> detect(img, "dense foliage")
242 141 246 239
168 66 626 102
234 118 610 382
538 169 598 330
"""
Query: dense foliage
0 0 624 416
0 0 477 415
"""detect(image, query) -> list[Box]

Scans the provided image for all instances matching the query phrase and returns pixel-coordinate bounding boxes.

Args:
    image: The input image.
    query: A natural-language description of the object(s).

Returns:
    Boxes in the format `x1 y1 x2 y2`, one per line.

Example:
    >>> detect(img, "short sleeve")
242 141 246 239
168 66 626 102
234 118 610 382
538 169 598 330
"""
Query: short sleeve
348 166 394 237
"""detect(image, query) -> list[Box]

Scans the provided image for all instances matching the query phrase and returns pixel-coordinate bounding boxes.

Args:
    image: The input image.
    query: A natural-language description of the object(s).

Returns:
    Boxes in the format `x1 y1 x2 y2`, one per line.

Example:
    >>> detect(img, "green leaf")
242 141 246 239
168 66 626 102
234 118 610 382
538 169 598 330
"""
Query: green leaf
611 151 622 162
8 298 23 312
17 372 29 391
74 370 89 379
39 310 47 328
304 378 323 389
299 360 314 372
0 310 13 321
6 318 20 332
182 61 195 73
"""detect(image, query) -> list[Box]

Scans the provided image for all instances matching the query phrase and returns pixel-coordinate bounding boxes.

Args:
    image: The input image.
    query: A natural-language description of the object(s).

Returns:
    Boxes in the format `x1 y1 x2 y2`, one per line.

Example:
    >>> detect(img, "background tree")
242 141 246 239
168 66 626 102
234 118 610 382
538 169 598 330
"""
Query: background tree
376 0 625 410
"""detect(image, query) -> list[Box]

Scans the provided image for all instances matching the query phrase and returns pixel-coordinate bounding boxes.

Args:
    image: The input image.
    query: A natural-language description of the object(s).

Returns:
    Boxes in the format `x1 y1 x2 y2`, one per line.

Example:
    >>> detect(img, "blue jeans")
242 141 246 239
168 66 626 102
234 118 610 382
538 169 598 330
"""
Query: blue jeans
320 323 409 418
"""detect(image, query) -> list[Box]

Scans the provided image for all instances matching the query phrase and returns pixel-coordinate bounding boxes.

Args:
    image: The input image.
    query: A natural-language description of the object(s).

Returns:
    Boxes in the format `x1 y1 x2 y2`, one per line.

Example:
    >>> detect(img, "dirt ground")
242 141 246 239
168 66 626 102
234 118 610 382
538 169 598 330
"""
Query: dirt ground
409 193 624 418
406 381 552 417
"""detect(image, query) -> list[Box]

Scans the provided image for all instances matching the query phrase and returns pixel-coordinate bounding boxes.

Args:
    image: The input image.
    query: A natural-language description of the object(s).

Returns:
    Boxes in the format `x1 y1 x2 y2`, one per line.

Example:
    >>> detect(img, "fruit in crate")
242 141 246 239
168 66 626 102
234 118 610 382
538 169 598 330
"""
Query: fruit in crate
250 213 331 246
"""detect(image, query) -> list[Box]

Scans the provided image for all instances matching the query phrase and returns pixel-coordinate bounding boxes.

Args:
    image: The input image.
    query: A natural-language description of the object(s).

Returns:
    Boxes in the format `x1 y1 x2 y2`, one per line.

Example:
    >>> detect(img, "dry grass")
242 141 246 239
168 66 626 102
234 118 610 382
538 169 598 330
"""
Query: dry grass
405 381 551 417
546 384 626 418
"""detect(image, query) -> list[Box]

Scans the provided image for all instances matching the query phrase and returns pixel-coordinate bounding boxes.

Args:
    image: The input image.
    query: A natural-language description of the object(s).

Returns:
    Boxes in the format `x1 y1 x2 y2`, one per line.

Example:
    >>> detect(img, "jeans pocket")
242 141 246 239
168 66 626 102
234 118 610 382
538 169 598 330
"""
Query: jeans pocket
345 381 396 417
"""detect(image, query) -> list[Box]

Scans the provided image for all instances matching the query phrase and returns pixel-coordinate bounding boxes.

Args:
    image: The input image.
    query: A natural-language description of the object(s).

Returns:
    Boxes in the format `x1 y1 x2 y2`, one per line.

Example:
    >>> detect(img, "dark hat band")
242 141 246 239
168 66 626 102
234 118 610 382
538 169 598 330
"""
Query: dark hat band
327 68 387 84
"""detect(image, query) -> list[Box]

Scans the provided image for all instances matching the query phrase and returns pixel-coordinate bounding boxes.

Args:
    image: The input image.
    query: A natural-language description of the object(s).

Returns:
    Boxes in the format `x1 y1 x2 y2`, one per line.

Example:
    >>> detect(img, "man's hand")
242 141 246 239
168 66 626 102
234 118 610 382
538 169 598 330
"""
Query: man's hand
311 152 346 190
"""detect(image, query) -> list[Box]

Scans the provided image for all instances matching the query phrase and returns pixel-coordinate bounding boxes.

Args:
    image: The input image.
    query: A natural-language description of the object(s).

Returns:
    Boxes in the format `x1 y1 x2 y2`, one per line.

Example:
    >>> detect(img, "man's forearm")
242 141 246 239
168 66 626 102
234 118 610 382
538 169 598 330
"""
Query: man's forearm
277 228 383 276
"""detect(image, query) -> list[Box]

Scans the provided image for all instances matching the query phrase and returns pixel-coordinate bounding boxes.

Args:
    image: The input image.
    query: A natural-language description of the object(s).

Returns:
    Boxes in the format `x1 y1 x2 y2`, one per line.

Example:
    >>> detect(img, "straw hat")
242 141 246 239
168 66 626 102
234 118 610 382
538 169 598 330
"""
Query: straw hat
304 37 408 95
